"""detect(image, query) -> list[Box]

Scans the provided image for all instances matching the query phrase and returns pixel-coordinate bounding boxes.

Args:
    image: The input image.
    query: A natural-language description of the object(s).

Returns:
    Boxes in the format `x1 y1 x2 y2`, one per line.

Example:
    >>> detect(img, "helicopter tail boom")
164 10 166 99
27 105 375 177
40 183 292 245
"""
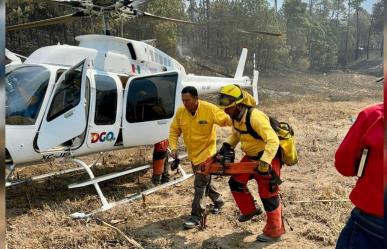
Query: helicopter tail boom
182 48 259 104
182 75 251 95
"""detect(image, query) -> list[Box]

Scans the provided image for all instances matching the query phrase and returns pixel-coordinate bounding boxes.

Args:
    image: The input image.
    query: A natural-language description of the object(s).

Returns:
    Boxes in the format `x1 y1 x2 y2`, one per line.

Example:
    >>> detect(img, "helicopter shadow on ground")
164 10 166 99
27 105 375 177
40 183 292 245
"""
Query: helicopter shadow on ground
6 161 166 219
127 216 274 249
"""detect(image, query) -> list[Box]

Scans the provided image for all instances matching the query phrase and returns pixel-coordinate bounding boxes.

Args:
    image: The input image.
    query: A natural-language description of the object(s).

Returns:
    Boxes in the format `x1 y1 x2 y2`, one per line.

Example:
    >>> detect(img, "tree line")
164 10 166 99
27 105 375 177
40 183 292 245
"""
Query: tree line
6 0 383 73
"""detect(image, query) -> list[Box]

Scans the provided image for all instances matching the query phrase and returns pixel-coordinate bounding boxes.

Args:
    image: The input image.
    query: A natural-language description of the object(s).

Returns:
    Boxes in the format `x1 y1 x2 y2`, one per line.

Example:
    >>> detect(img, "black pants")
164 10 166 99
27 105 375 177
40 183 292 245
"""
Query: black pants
191 165 223 217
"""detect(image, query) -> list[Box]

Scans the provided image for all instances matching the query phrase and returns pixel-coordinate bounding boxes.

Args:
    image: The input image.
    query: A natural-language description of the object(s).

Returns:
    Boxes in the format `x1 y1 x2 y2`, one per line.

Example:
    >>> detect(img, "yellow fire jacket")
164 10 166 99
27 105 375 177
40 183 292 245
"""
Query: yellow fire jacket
169 100 232 165
227 108 279 164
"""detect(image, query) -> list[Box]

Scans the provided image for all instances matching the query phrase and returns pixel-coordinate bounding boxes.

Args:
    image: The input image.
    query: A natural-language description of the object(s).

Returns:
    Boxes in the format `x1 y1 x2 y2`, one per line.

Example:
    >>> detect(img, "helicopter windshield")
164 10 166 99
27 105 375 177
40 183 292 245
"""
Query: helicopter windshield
6 65 50 125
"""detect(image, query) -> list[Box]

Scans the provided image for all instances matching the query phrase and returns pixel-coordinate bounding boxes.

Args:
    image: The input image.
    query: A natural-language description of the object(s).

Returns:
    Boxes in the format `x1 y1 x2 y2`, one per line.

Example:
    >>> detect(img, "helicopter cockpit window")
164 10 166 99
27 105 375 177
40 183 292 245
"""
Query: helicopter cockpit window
150 51 154 62
55 69 66 81
47 61 84 121
126 73 178 123
6 66 50 125
94 75 117 125
155 53 159 63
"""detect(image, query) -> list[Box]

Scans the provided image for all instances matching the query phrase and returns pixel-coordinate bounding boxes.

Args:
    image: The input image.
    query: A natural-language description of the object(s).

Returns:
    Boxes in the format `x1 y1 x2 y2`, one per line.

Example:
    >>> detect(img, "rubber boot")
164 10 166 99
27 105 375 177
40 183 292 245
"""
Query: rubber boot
257 205 285 242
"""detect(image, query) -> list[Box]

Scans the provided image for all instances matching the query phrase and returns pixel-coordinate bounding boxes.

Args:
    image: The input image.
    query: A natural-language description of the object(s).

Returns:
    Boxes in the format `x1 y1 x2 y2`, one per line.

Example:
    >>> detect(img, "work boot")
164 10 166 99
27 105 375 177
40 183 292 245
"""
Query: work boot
238 207 263 222
151 175 161 186
211 200 225 214
256 233 282 242
161 173 170 184
183 216 201 229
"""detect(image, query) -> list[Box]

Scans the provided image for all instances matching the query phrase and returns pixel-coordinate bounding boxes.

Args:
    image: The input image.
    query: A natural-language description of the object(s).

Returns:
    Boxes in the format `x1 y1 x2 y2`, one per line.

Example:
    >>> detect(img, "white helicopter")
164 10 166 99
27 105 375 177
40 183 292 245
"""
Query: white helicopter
5 0 279 218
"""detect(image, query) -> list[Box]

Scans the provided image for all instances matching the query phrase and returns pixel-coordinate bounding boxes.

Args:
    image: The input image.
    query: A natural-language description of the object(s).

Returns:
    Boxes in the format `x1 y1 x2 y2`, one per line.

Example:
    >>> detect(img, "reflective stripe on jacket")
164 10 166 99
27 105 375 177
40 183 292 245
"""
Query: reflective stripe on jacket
169 100 231 165
227 108 279 164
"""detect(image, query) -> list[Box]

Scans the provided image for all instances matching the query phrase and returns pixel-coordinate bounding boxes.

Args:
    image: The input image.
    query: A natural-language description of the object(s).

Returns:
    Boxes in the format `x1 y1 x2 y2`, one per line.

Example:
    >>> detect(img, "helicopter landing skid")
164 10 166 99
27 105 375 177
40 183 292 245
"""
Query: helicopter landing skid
5 152 105 187
69 154 192 219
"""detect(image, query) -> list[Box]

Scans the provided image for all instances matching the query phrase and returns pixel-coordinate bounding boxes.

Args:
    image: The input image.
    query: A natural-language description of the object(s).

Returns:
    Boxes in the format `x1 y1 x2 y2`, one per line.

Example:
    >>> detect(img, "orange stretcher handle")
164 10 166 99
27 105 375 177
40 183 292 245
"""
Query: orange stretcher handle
196 157 258 175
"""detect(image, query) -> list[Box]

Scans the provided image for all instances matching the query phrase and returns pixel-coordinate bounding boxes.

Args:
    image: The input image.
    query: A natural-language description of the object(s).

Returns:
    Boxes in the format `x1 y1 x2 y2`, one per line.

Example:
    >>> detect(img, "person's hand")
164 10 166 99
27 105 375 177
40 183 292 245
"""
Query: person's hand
170 158 180 170
217 143 232 157
170 149 178 159
216 143 234 165
256 160 271 175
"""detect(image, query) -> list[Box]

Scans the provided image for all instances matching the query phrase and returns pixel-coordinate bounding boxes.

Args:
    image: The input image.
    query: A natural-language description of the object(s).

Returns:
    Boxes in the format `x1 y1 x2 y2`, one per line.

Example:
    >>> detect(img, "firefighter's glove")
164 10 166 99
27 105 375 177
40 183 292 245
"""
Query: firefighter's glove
217 143 235 165
171 158 180 171
218 143 232 156
256 160 271 175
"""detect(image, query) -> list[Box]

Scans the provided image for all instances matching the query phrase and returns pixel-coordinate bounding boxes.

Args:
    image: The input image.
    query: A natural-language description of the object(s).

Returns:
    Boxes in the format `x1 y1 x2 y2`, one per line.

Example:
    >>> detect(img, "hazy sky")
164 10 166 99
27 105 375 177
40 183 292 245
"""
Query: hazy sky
270 0 377 13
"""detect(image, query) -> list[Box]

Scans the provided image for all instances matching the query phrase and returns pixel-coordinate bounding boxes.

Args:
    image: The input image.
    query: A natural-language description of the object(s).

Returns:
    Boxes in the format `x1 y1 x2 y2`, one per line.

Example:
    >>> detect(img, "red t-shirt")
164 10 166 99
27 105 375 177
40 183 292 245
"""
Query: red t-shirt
335 103 384 217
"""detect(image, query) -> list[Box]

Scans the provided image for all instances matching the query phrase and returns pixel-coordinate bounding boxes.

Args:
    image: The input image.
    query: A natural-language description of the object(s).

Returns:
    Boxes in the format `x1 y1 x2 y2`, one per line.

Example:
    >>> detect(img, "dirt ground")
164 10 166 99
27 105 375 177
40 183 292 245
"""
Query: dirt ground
6 71 383 249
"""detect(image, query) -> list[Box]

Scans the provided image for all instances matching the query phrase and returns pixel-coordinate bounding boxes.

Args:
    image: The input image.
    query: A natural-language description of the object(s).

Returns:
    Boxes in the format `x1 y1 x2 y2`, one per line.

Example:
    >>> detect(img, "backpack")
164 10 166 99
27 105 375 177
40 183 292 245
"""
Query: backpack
236 108 298 166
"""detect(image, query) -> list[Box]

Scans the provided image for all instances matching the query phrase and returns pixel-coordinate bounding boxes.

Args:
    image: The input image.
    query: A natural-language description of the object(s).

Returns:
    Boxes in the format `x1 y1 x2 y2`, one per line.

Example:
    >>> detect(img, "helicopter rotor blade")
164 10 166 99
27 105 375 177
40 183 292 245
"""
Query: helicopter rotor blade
6 12 87 32
140 11 199 25
192 61 233 78
50 0 83 8
236 28 282 37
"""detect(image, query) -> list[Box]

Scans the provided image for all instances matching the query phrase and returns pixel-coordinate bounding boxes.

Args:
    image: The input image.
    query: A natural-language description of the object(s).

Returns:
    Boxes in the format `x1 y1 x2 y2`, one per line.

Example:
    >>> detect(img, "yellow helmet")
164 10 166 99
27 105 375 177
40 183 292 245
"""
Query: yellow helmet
218 84 244 108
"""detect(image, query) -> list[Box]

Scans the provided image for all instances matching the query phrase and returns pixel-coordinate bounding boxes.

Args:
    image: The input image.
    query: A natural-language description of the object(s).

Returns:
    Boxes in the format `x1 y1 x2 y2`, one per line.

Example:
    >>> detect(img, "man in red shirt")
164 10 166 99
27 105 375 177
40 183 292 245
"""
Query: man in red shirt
335 103 384 249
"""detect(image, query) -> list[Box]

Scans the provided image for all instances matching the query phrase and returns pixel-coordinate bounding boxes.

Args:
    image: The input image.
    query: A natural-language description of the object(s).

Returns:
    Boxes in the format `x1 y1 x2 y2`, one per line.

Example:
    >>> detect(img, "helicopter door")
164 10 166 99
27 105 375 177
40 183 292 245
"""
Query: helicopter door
36 59 90 151
122 71 180 146
86 72 122 149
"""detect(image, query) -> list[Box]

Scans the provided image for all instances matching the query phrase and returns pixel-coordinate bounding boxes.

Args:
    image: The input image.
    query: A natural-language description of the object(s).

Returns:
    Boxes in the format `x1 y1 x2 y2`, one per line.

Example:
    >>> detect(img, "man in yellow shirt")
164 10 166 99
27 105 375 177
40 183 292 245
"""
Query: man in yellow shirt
217 84 285 242
169 86 232 229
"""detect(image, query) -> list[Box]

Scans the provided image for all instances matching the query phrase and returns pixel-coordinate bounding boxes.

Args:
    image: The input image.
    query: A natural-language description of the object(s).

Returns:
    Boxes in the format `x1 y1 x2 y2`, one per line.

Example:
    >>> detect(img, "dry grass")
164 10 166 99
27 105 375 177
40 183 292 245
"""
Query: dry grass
6 71 383 248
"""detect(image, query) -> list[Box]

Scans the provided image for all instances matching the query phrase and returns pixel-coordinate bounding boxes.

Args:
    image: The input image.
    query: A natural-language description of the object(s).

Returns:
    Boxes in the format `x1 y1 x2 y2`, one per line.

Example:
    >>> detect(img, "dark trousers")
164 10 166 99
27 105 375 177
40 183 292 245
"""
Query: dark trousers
336 208 384 249
191 165 222 218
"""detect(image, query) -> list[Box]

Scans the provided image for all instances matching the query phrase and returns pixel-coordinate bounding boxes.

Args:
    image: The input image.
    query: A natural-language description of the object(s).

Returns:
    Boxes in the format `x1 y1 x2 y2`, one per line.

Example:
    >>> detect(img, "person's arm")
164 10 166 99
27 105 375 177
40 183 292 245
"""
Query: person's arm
169 108 182 152
226 128 240 148
335 110 368 176
250 110 279 164
212 105 232 127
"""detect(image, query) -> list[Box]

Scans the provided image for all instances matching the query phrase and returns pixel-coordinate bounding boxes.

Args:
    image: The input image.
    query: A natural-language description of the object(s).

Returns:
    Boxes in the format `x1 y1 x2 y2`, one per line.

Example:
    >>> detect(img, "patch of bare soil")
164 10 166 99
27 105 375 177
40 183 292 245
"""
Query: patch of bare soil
6 72 383 248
